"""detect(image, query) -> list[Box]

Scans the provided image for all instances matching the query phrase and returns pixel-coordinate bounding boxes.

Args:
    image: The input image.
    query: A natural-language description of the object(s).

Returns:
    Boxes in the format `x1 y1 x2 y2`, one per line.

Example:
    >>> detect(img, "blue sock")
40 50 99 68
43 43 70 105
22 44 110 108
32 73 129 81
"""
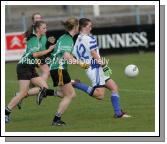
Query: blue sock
111 92 122 116
73 82 93 96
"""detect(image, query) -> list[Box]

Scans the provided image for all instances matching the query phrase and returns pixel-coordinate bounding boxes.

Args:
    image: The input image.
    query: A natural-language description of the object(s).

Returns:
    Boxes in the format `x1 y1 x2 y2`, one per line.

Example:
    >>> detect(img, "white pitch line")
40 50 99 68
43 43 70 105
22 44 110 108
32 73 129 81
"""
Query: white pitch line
5 80 155 94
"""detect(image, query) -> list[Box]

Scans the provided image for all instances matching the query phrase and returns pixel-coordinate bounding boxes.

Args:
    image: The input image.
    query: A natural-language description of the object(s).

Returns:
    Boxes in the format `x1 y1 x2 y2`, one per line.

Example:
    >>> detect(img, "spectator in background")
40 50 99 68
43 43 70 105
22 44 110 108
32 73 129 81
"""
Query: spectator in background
62 5 69 13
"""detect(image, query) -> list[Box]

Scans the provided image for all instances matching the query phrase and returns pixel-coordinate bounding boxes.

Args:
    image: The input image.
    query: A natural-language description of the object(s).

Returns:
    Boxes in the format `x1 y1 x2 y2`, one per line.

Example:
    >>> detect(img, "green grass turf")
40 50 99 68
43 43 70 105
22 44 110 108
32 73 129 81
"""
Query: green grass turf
5 52 155 132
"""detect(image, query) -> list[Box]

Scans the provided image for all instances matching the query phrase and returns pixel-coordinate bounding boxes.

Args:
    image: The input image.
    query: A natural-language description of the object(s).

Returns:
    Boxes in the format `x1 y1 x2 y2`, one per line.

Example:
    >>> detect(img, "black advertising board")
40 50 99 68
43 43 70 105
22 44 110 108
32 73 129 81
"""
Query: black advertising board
47 24 155 53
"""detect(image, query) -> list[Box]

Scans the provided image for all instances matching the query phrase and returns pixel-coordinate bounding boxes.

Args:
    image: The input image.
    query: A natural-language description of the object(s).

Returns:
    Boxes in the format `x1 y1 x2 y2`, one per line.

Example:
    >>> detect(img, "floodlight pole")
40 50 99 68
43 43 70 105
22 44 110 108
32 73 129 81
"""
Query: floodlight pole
21 12 27 31
135 5 141 25
93 5 100 17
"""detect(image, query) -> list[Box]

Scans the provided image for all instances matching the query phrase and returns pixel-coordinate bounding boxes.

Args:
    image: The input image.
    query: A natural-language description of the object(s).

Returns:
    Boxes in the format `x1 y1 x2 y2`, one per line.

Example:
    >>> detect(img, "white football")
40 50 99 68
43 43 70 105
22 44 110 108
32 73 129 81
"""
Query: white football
124 64 139 77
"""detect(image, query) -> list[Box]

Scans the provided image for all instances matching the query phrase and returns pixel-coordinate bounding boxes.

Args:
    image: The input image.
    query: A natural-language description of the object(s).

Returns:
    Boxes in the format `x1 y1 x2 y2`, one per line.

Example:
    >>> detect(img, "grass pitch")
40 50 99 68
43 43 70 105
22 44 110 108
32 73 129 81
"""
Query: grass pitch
5 52 155 132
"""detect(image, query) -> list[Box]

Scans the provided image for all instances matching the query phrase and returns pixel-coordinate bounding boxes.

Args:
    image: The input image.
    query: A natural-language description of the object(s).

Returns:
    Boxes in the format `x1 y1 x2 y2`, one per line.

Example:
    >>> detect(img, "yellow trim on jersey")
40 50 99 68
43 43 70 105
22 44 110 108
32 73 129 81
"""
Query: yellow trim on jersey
58 69 64 86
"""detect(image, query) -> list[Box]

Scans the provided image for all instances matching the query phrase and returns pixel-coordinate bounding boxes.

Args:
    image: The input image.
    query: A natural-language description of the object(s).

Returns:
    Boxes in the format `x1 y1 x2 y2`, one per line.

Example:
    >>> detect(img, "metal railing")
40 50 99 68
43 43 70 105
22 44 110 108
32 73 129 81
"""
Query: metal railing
5 6 155 32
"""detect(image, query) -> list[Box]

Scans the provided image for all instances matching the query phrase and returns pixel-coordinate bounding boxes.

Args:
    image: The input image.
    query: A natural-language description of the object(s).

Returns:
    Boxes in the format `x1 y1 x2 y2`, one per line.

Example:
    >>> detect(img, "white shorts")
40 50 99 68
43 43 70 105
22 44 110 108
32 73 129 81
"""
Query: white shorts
86 66 110 87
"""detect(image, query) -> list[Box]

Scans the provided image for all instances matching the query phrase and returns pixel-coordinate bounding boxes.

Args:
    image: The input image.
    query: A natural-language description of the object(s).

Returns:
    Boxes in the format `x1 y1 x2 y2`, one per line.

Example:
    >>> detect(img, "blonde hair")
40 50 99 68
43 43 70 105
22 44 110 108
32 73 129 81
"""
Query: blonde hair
61 17 79 31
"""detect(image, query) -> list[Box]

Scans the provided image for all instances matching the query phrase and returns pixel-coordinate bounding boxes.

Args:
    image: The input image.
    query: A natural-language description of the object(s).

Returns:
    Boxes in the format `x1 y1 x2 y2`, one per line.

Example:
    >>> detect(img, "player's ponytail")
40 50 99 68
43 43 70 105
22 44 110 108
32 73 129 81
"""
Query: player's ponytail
24 25 34 40
61 17 79 31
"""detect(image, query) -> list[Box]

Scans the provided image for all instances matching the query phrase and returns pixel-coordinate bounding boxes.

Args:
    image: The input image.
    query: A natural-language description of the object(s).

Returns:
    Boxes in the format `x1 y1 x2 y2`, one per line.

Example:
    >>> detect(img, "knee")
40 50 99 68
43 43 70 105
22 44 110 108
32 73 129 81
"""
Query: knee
95 92 104 100
71 91 76 99
93 89 105 100
68 91 76 99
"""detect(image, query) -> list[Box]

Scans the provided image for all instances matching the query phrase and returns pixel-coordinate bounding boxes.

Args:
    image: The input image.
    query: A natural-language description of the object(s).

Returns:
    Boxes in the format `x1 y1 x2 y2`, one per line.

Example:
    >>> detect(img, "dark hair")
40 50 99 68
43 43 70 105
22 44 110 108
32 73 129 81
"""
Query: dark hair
79 18 91 31
61 17 78 31
32 12 41 23
24 20 46 40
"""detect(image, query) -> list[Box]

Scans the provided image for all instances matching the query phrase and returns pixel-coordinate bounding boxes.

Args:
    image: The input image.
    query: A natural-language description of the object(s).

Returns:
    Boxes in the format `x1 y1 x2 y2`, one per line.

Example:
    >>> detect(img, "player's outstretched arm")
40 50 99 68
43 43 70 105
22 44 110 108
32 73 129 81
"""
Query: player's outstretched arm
33 45 55 58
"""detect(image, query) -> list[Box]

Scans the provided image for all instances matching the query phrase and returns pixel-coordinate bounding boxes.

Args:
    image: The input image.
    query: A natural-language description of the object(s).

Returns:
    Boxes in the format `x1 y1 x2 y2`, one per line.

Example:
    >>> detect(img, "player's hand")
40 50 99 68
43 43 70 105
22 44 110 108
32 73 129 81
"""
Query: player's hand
48 45 55 52
79 62 90 69
102 65 112 77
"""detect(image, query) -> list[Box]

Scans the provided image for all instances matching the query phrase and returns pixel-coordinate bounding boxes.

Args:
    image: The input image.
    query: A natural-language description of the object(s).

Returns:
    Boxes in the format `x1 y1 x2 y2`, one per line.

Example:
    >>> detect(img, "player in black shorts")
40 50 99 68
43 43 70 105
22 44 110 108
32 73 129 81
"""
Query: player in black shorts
15 13 56 109
37 18 89 126
5 21 58 123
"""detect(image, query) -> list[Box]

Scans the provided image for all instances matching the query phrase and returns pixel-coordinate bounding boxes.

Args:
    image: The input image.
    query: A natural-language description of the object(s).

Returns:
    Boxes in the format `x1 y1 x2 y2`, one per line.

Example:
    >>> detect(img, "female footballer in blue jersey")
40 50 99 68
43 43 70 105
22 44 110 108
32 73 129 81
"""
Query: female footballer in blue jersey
72 18 131 118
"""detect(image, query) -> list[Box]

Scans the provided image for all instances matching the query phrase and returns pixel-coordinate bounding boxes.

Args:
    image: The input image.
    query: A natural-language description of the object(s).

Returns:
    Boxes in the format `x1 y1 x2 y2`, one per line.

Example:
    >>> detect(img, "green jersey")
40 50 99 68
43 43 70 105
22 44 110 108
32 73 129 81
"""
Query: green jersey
50 33 74 70
33 27 47 51
18 35 43 65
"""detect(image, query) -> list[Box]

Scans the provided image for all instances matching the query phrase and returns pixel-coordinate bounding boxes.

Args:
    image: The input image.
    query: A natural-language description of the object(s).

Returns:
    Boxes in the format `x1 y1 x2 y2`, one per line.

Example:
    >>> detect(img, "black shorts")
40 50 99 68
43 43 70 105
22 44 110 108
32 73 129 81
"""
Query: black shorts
17 64 39 80
50 69 71 87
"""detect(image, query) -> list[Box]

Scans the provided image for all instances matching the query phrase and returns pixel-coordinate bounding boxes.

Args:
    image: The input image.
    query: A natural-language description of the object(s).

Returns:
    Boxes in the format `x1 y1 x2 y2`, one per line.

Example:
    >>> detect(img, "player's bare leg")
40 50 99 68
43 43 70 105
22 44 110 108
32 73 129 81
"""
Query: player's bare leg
16 64 63 109
17 64 50 97
91 87 105 100
5 80 30 123
52 83 76 126
39 64 50 81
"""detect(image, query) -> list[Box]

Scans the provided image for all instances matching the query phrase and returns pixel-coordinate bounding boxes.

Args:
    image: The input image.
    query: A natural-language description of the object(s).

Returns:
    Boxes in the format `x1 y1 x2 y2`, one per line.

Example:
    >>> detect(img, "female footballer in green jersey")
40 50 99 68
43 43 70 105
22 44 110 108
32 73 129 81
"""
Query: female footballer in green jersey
5 21 56 123
37 17 89 126
15 13 56 109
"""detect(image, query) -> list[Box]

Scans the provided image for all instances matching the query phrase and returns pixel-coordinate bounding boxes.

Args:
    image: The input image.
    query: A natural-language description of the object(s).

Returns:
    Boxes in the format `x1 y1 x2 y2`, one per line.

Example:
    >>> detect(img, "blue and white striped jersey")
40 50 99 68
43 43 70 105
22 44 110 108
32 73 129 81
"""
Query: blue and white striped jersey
73 33 100 65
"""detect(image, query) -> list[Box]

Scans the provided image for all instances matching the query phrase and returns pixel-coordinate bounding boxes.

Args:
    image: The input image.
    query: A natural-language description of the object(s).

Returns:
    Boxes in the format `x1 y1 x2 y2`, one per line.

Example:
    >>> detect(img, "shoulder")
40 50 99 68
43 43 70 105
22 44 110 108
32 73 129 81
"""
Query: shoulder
81 34 96 42
27 36 38 43
60 34 73 43
88 34 96 40
76 34 89 43
41 34 47 40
